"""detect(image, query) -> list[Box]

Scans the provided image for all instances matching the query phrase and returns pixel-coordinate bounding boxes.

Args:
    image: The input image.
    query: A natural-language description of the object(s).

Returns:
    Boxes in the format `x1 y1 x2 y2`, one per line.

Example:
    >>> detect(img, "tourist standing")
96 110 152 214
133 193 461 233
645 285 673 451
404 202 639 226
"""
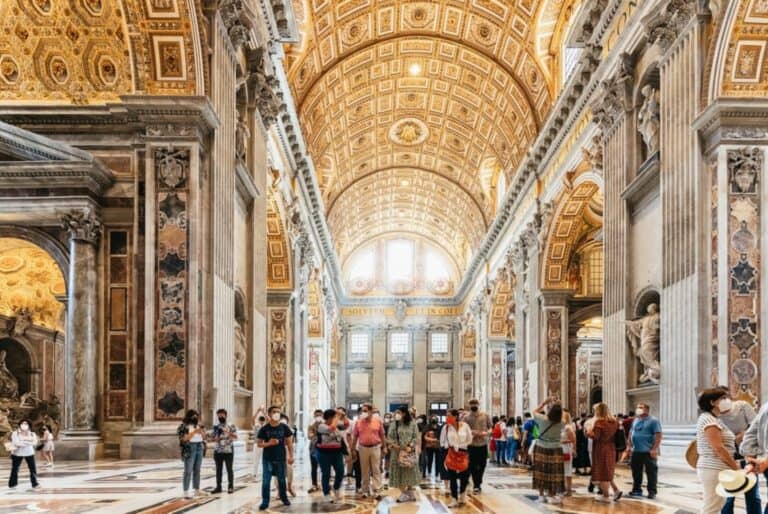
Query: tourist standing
505 416 521 465
40 425 54 468
718 389 760 514
177 409 206 499
7 419 39 490
387 406 421 502
316 409 348 503
279 414 297 497
531 398 565 504
256 406 294 511
588 402 623 503
492 416 508 465
465 399 492 493
627 402 662 500
351 403 385 499
695 388 740 514
561 410 576 496
574 413 591 475
522 412 538 466
444 409 472 507
742 400 768 514
307 408 324 493
423 416 442 479
209 408 238 494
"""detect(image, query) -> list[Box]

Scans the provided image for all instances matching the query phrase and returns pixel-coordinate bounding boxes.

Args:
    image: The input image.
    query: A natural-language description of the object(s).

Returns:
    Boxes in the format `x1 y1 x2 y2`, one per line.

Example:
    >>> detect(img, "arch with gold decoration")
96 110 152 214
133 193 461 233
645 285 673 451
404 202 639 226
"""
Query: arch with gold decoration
267 189 293 290
488 271 515 339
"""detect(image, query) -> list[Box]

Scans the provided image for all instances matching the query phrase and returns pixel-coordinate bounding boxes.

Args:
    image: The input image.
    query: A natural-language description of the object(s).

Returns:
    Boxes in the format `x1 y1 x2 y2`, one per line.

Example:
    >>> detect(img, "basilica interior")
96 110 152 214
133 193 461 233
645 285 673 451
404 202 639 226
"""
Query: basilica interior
0 0 766 512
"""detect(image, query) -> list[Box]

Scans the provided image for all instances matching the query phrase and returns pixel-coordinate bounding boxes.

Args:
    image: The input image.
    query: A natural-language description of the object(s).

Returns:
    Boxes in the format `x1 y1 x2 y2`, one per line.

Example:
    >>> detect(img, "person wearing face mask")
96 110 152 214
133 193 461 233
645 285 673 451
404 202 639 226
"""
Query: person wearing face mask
7 419 39 490
382 413 393 479
256 406 294 510
317 408 350 503
716 387 760 514
307 409 324 493
387 407 421 502
444 409 473 507
177 409 206 499
464 399 492 493
351 403 385 499
696 388 741 513
626 403 662 500
209 408 238 494
278 414 297 497
423 416 442 480
743 400 768 513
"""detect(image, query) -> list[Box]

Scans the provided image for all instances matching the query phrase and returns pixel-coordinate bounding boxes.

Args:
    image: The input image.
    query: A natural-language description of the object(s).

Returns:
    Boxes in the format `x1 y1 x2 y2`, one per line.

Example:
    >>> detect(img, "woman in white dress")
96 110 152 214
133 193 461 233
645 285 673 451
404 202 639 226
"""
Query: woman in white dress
40 425 55 467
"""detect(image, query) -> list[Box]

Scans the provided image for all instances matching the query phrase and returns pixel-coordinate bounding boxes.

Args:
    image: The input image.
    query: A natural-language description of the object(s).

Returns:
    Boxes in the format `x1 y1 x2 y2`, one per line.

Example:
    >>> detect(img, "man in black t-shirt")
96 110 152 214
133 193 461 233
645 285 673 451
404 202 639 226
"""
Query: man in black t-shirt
256 406 294 510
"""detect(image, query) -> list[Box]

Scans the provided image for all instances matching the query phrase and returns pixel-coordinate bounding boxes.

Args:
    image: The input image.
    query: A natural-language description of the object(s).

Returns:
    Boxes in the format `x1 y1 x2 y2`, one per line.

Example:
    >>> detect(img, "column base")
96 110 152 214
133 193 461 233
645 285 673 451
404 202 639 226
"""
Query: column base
120 424 180 460
55 431 104 460
660 425 697 460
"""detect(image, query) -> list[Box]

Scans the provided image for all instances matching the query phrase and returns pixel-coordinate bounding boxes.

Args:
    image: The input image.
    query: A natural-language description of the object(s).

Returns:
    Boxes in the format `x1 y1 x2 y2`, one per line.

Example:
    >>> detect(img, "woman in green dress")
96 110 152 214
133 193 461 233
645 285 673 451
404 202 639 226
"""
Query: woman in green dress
386 406 421 502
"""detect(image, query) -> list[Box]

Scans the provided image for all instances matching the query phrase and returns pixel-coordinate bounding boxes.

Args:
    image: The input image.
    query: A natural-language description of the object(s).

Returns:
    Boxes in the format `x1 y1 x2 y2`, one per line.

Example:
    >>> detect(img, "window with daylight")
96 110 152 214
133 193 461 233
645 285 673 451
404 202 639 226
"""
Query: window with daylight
424 247 451 283
430 402 449 423
496 172 507 209
350 332 370 359
348 247 375 281
386 239 414 284
430 333 449 355
584 246 604 296
390 332 410 355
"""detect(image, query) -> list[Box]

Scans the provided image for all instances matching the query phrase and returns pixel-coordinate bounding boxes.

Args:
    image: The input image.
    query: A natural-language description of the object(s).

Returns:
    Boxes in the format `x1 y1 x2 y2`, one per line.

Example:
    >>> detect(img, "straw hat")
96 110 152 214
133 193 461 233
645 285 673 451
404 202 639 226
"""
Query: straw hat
684 440 698 469
716 469 757 498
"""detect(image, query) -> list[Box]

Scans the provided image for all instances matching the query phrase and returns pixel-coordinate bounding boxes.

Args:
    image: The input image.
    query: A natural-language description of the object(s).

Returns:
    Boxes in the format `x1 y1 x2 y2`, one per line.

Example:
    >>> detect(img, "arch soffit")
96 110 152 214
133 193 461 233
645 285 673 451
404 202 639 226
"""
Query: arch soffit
0 226 69 292
540 177 602 290
266 190 293 290
0 0 202 104
707 0 768 101
488 276 513 338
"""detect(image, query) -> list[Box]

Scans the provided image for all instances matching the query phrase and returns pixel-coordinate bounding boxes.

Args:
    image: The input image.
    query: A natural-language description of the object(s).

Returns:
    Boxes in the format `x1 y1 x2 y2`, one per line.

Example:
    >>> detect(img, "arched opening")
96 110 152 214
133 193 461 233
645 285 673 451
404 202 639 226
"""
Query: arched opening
0 338 31 397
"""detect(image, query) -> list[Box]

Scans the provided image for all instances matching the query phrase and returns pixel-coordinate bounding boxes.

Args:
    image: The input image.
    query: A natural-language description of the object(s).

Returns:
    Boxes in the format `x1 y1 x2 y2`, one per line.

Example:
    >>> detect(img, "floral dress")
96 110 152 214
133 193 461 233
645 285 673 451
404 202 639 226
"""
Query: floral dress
387 420 421 489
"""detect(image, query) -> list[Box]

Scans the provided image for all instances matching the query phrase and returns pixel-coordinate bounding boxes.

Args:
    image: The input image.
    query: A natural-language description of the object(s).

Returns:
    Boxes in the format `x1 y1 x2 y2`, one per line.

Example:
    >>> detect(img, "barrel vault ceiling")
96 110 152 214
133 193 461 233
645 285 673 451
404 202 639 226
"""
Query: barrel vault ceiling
286 0 579 274
286 0 579 276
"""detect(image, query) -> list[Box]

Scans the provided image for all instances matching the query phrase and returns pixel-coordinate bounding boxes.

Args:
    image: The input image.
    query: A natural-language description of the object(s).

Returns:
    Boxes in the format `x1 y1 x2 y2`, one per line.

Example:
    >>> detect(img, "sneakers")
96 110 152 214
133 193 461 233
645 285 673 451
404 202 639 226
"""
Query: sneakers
549 496 562 505
396 492 411 502
194 490 208 497
595 495 612 503
458 492 467 505
538 495 548 503
448 498 459 508
333 488 343 500
183 489 194 499
308 486 319 493
31 485 42 491
323 495 334 504
472 486 481 493
228 486 234 494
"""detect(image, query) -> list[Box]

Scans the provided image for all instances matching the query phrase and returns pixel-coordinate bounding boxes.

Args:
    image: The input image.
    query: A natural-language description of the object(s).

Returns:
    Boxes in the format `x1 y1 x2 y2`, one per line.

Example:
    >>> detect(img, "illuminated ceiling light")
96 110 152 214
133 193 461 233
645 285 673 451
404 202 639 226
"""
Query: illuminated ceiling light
400 179 410 186
408 62 422 76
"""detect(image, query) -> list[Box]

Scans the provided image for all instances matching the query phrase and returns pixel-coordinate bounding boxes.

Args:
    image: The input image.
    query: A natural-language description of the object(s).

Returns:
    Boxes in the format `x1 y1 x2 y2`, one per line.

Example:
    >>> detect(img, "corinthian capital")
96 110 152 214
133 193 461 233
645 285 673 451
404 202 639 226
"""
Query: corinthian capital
644 0 700 52
61 210 103 245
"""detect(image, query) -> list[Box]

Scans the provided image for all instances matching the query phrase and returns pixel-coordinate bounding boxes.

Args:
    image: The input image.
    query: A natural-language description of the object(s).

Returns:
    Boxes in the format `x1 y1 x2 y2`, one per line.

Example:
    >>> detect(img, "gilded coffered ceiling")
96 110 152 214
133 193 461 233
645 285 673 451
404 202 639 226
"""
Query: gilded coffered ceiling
0 238 66 331
287 1 563 272
0 0 201 104
718 0 768 97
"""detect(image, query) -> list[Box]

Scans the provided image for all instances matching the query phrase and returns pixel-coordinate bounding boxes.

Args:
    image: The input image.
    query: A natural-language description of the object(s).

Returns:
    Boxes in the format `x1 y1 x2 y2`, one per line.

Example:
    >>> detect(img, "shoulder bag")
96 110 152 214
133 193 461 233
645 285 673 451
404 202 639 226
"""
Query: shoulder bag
396 423 417 469
529 420 556 464
444 426 469 472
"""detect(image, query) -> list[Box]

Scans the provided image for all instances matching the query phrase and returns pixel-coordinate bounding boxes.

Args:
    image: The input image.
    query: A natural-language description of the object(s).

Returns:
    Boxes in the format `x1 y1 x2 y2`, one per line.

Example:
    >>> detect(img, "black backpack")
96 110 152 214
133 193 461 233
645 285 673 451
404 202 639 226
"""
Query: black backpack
614 427 627 451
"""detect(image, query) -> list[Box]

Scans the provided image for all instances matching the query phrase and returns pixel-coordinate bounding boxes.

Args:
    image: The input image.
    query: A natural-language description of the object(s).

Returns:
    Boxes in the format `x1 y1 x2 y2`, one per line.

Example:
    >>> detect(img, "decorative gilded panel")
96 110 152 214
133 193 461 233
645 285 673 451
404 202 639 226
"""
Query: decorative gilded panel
267 190 292 290
721 0 768 97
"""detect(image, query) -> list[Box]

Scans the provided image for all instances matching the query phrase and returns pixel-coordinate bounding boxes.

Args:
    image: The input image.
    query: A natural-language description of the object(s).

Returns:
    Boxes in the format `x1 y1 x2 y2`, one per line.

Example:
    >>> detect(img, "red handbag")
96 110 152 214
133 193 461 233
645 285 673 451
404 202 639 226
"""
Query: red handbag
563 453 571 462
445 448 469 472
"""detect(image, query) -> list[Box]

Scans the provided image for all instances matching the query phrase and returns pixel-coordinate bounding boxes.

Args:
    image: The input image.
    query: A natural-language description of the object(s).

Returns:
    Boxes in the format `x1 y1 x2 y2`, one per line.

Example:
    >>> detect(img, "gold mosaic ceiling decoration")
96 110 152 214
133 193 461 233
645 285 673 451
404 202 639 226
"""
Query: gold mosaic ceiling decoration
0 0 200 104
288 0 561 273
719 0 768 97
267 190 292 290
0 238 66 331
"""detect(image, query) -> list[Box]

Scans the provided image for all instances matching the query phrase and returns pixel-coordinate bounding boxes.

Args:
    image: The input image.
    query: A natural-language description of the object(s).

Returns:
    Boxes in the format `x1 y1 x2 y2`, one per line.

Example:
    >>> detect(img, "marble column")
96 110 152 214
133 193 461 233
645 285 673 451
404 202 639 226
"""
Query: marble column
58 210 103 459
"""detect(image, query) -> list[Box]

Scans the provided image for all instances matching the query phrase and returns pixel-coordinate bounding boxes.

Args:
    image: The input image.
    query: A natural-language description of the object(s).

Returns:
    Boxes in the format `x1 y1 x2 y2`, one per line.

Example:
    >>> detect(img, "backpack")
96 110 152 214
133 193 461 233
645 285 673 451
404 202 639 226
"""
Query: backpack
614 427 627 451
532 423 540 439
492 423 502 439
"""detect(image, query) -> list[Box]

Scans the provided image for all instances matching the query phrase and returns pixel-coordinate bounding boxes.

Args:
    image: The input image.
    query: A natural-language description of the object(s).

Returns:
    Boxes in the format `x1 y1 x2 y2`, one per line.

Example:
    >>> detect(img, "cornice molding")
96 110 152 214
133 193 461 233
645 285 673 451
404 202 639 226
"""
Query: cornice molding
694 99 768 155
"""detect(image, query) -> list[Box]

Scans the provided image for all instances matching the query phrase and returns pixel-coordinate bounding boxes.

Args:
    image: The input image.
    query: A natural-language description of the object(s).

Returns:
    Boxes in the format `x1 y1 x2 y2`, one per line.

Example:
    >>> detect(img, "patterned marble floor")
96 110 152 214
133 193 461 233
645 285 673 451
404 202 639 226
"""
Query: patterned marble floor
0 453 756 513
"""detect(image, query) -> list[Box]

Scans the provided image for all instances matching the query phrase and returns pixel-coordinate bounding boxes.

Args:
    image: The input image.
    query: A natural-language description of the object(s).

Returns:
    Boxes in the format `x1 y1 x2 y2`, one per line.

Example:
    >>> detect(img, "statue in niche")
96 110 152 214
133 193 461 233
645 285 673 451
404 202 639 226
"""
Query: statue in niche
11 309 32 337
236 110 250 164
625 303 661 384
638 85 660 157
234 324 247 387
0 350 19 400
394 299 407 323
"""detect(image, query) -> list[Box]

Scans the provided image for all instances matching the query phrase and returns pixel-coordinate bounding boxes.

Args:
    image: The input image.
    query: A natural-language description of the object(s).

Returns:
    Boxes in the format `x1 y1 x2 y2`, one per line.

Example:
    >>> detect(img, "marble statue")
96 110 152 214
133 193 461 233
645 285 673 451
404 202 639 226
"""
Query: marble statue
638 85 660 156
625 303 661 384
394 299 407 323
236 110 250 163
234 325 247 386
0 351 19 400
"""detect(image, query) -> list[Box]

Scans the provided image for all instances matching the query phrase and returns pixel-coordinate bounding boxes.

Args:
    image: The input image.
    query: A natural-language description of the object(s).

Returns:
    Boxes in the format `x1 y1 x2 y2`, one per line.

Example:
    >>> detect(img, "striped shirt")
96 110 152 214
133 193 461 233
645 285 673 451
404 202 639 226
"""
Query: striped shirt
696 412 735 470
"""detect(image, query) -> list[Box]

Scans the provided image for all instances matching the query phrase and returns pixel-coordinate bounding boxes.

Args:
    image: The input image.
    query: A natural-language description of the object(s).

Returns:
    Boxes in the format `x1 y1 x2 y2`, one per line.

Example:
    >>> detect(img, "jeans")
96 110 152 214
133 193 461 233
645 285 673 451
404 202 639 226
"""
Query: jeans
318 451 344 496
182 443 204 491
261 459 288 506
214 452 234 489
495 440 507 463
722 466 766 514
310 451 319 486
630 451 658 495
506 439 518 463
424 447 440 477
447 468 470 499
9 455 38 488
468 445 488 488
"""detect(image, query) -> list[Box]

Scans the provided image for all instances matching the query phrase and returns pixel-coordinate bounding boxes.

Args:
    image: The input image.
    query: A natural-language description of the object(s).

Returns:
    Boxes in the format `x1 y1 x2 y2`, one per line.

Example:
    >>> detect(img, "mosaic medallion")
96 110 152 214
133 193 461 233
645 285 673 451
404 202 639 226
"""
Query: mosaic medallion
389 118 429 146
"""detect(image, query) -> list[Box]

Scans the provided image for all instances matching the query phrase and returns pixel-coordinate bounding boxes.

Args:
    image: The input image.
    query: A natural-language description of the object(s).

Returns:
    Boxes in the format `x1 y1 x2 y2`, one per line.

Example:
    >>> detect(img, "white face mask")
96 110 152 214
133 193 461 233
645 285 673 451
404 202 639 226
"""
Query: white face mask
373 412 381 419
315 416 323 423
416 418 423 424
20 423 29 431
637 408 646 416
359 412 369 420
271 413 281 422
718 398 733 413
280 419 288 425
395 413 402 421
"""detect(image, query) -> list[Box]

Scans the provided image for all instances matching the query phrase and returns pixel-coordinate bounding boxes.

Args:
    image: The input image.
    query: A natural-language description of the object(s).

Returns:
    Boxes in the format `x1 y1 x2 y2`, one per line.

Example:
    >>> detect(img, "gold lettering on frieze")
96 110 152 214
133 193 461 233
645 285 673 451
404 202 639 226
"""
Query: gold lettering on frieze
341 307 394 317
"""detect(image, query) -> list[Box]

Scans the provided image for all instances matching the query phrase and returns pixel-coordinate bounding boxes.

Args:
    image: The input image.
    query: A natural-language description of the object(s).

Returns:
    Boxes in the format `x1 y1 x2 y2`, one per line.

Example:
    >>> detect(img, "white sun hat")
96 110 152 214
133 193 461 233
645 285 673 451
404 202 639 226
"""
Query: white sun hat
715 469 757 498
